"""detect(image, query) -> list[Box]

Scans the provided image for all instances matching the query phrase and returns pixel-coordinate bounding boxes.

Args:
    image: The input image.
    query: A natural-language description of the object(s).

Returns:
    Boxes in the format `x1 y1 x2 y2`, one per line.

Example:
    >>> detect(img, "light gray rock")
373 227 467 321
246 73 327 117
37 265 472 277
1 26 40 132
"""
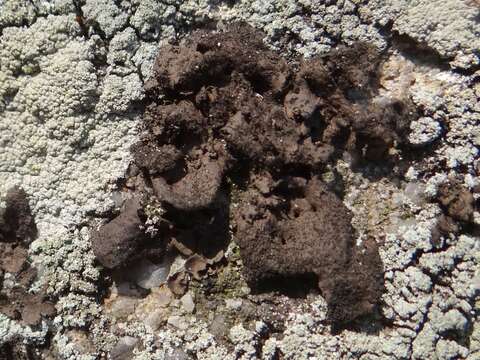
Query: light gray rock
180 292 195 314
110 336 139 360
1 0 479 359
129 259 171 290
167 315 189 330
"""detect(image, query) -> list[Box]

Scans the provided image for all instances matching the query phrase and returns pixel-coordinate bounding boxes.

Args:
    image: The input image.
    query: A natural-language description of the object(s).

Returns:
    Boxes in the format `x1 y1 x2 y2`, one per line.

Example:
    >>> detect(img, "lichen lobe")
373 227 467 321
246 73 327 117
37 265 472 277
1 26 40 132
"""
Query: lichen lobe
94 24 417 324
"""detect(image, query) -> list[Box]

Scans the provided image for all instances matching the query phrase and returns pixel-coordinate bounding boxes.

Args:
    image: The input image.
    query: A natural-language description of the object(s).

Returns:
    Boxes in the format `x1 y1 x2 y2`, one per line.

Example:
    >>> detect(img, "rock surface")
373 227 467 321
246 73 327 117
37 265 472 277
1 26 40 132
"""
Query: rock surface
0 0 478 359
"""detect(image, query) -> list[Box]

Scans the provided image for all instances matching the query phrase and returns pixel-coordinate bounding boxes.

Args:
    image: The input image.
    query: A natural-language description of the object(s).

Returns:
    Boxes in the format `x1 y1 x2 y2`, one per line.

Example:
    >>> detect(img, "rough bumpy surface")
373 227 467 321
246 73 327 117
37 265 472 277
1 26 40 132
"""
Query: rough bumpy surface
90 197 145 269
236 176 384 323
121 24 391 324
0 0 479 359
0 187 37 243
0 187 55 329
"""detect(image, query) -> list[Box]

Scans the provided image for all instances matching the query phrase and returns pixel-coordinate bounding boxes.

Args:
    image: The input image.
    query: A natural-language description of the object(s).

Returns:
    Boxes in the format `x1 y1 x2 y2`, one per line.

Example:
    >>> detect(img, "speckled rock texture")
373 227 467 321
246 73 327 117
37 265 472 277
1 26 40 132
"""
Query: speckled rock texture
0 0 479 359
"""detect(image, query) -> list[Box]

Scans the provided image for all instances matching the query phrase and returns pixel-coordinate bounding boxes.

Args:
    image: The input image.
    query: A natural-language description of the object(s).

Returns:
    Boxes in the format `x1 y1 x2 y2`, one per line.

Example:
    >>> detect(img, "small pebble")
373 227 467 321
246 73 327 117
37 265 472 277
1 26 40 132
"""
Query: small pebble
181 292 195 313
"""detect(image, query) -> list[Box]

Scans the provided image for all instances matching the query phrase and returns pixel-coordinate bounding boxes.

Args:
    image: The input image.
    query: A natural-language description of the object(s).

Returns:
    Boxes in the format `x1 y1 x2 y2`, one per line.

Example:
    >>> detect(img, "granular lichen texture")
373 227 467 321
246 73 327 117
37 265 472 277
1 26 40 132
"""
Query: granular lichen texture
2 0 480 358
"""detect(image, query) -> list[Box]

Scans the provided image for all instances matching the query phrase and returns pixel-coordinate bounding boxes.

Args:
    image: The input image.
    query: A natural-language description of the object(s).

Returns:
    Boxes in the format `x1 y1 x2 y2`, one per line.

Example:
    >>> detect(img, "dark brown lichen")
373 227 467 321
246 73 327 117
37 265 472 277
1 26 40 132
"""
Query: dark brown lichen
437 180 476 223
0 187 55 326
92 24 418 324
234 176 384 323
90 197 145 269
0 187 37 244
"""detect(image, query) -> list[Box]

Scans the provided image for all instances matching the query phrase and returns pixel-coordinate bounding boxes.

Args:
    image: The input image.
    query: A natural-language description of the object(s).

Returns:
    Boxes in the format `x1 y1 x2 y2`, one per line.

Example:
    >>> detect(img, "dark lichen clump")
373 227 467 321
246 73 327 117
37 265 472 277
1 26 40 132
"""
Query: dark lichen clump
91 24 418 324
0 187 55 327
